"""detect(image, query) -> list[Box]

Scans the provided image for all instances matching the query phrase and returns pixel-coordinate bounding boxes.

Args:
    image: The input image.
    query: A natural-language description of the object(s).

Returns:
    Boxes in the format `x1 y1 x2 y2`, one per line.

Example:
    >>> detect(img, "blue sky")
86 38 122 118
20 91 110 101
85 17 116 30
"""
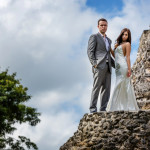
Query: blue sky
0 0 150 150
86 0 123 14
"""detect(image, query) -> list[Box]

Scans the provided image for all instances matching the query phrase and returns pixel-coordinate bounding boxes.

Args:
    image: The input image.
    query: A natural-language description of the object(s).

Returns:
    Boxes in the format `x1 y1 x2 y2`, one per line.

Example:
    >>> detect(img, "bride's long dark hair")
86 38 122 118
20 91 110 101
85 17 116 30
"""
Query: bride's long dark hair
116 28 131 45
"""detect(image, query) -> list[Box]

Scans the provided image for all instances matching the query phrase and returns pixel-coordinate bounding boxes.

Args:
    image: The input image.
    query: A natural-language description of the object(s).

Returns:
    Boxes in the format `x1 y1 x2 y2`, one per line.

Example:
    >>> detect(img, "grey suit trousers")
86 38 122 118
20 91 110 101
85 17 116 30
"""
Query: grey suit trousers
90 62 111 112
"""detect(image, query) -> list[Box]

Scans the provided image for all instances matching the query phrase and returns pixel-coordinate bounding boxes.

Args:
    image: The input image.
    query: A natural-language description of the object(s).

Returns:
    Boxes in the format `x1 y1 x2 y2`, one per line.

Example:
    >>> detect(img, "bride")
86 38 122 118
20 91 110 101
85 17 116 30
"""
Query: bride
106 28 139 112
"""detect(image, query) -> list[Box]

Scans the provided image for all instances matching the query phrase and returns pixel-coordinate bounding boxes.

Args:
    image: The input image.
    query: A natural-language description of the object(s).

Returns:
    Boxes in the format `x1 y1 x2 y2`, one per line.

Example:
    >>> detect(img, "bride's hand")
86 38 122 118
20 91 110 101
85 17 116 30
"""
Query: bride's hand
114 43 119 49
127 69 131 77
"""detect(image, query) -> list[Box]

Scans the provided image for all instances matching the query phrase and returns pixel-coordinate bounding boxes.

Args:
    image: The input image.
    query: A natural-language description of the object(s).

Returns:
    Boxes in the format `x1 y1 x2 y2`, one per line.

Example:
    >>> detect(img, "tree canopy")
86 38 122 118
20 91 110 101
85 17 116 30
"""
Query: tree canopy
0 69 41 150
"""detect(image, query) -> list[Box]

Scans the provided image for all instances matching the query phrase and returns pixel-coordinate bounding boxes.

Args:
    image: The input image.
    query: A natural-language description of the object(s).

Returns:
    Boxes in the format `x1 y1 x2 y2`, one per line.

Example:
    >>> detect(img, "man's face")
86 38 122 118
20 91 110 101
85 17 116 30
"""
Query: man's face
98 21 108 34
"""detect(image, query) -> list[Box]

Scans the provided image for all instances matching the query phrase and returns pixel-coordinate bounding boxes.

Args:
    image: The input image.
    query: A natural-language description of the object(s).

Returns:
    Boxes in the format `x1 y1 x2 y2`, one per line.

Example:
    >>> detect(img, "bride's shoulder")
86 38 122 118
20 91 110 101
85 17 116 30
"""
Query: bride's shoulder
125 42 131 46
125 42 131 49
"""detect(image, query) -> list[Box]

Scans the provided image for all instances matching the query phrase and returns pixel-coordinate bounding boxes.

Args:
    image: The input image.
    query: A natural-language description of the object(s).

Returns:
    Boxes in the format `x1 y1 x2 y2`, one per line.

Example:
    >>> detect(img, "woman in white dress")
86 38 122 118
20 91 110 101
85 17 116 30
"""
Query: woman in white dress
106 28 139 112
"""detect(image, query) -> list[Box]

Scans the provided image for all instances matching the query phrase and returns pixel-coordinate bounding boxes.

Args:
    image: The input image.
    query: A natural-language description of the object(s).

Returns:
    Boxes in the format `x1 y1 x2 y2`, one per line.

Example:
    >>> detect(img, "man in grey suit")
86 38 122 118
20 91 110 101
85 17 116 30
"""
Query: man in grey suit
87 18 115 113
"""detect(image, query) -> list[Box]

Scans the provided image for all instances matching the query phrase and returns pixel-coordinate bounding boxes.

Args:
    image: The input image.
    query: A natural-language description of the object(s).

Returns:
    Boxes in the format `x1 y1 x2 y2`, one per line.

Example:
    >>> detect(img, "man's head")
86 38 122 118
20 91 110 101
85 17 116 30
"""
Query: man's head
97 18 108 35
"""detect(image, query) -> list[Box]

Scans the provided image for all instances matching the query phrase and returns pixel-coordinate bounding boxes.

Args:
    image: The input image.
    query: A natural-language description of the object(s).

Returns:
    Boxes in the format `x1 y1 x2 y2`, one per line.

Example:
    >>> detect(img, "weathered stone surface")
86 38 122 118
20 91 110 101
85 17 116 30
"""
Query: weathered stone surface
131 29 150 109
60 30 150 150
60 111 150 150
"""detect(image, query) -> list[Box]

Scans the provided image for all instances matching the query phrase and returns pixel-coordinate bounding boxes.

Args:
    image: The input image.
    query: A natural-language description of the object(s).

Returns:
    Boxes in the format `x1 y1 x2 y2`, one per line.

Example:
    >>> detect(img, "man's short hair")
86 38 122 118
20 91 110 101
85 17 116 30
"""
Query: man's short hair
98 18 107 25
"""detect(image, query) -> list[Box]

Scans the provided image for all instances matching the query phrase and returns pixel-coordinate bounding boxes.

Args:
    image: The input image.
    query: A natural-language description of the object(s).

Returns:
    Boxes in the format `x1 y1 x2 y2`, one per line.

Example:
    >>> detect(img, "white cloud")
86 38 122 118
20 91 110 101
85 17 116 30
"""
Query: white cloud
13 111 78 150
30 83 89 111
0 0 98 95
108 0 150 45
0 0 11 8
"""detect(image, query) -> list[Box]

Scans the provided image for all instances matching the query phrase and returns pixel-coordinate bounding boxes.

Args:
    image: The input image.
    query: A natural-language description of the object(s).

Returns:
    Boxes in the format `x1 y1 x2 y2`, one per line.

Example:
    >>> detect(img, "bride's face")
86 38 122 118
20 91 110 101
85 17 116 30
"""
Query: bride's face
122 31 128 42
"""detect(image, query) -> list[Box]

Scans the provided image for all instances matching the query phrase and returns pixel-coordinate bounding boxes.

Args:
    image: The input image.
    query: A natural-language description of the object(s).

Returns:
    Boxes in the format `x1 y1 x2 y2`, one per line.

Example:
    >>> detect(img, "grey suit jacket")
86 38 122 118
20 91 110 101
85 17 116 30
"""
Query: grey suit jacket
87 33 115 73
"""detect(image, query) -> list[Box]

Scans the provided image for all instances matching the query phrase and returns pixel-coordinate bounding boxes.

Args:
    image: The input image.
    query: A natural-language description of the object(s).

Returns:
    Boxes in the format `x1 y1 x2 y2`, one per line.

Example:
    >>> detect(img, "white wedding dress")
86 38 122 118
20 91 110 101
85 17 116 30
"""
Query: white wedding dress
106 45 139 112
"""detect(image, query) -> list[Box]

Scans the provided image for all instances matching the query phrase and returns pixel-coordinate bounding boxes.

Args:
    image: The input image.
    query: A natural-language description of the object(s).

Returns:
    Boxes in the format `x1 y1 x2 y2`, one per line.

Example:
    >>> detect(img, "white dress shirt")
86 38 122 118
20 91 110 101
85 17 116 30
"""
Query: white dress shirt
99 32 109 61
99 32 109 51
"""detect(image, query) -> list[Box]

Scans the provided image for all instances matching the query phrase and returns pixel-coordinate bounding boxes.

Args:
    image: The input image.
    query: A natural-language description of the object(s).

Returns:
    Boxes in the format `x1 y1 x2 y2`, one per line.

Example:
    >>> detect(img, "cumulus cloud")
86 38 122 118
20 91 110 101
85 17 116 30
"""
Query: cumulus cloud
108 0 150 45
0 0 98 95
13 111 78 150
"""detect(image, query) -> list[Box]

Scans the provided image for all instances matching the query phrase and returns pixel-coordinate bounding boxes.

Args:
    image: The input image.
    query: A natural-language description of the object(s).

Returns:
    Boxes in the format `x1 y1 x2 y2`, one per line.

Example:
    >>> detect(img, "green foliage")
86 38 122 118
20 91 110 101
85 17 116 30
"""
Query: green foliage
0 69 41 149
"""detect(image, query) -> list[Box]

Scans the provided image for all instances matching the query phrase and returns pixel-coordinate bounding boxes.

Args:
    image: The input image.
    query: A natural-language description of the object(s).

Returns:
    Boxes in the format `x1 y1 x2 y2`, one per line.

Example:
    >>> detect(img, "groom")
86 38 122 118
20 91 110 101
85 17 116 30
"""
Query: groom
87 18 115 113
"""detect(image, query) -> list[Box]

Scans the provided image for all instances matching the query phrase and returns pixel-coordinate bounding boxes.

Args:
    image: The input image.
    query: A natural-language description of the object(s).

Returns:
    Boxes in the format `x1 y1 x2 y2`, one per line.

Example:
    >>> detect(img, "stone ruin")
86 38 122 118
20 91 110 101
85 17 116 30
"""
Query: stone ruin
132 29 150 110
60 30 150 150
60 111 150 150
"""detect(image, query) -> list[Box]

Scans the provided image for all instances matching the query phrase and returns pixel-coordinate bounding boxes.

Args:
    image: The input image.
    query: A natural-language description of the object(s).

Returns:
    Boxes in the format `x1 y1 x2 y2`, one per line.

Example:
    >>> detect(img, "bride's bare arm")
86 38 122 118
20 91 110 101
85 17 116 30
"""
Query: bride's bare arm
126 42 131 77
110 43 119 58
